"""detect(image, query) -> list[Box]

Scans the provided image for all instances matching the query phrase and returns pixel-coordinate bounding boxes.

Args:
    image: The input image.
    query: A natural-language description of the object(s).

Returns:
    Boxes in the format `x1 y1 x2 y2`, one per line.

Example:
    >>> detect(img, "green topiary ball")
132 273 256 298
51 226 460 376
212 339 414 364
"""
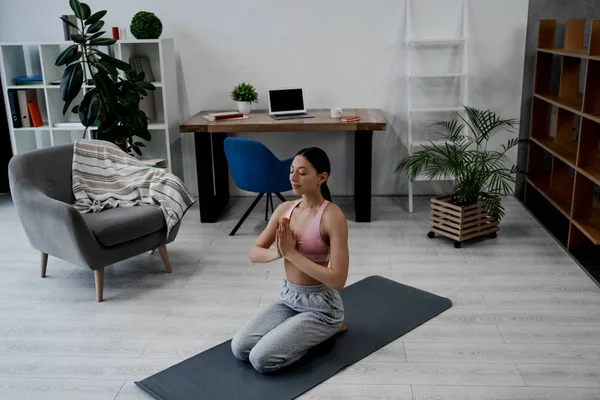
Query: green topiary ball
130 11 163 39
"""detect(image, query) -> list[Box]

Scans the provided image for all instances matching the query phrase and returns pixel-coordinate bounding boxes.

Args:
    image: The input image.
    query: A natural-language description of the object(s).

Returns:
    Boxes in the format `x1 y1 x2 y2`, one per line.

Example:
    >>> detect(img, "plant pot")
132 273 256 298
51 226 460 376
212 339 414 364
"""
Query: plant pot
427 195 499 248
237 101 251 115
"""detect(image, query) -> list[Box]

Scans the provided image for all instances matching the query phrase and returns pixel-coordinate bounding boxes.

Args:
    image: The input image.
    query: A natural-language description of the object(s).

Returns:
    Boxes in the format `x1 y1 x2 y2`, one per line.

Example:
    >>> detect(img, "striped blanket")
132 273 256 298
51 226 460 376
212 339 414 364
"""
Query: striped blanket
72 139 196 238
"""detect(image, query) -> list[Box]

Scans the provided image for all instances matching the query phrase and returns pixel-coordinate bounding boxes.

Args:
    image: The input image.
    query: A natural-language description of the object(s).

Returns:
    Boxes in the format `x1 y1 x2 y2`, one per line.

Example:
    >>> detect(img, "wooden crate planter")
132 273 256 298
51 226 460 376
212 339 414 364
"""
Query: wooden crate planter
428 195 499 248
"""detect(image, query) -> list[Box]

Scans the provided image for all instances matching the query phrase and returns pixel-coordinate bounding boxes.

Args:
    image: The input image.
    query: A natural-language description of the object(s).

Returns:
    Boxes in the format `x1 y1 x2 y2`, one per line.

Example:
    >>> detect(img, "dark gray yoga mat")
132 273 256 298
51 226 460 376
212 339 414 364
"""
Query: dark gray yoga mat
135 275 452 400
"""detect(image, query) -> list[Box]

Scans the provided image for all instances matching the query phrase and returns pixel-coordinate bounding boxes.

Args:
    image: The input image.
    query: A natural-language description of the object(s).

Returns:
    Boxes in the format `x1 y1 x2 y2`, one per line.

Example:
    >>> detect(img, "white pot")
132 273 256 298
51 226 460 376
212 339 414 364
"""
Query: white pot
237 101 251 115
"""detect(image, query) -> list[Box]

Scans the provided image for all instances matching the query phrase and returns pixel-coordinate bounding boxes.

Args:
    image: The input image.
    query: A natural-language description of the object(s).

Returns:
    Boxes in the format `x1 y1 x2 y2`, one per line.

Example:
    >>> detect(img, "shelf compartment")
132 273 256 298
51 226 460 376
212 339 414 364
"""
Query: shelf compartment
571 172 600 244
525 140 548 179
531 137 578 168
118 41 162 84
13 130 52 153
0 45 42 87
134 128 169 168
39 44 79 86
538 48 589 58
524 180 571 248
583 60 600 116
559 55 585 101
526 174 573 218
534 93 583 115
51 129 82 146
6 87 49 129
46 88 85 127
533 52 558 95
590 19 600 57
530 98 579 168
526 156 575 218
576 117 600 184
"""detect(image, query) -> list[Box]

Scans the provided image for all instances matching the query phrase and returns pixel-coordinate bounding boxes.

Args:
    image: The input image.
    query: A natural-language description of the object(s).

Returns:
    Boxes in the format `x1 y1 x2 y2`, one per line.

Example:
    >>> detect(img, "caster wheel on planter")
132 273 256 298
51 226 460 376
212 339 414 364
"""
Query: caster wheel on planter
427 231 435 238
454 241 461 248
489 232 498 238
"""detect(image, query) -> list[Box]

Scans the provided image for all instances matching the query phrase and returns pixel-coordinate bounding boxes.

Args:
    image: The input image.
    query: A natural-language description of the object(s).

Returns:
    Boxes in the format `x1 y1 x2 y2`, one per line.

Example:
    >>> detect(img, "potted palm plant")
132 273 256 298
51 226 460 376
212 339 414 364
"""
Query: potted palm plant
395 105 527 248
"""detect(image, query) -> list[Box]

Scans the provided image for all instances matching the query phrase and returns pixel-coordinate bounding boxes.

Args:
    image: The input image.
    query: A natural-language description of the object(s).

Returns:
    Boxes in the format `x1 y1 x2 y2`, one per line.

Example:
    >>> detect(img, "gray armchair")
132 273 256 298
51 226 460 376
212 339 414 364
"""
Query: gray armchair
8 144 182 302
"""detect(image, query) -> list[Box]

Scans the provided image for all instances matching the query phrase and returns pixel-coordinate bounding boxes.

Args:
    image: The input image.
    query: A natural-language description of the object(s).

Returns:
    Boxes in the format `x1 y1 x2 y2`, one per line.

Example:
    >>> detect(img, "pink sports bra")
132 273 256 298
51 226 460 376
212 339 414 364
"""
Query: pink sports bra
284 199 331 263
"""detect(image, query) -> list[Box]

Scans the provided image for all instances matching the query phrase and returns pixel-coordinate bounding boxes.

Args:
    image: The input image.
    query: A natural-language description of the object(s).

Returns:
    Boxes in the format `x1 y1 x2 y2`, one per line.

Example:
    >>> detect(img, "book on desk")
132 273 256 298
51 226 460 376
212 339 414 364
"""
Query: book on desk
202 111 248 122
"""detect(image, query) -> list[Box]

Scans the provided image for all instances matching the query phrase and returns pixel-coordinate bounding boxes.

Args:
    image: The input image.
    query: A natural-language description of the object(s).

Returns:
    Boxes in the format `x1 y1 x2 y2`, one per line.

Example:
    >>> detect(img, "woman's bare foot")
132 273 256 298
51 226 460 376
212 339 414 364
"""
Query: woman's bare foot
338 324 348 333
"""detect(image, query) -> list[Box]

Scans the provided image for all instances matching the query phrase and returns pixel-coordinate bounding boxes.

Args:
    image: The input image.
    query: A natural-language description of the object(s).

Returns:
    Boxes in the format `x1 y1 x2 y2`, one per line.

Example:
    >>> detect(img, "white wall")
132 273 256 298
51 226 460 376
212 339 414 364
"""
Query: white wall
0 0 529 197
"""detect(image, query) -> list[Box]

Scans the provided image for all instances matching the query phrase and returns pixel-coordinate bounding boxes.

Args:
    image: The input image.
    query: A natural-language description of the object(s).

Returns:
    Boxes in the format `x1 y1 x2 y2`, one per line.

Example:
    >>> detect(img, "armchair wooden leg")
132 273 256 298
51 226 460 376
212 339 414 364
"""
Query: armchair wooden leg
40 252 48 278
94 268 104 302
158 246 172 273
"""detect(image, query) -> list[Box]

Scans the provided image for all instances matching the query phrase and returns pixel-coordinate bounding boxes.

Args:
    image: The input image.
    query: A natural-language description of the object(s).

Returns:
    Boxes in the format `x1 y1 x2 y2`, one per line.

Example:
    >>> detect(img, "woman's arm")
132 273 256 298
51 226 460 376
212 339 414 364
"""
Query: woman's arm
249 202 291 263
279 204 349 290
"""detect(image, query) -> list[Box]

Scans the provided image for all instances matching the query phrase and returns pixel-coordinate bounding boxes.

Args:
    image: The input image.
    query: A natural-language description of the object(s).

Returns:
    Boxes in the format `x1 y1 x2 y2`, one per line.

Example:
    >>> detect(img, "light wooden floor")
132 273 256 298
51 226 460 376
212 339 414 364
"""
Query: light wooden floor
1 194 600 400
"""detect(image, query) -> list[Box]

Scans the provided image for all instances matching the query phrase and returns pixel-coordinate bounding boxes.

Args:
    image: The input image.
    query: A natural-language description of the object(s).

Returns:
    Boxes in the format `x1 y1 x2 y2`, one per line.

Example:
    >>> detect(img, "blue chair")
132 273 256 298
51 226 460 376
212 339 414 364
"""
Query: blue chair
224 137 294 236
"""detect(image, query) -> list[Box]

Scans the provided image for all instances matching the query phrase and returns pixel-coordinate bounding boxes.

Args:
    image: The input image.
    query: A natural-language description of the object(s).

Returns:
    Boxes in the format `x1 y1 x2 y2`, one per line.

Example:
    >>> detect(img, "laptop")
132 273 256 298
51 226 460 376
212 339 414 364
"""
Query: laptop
268 88 314 120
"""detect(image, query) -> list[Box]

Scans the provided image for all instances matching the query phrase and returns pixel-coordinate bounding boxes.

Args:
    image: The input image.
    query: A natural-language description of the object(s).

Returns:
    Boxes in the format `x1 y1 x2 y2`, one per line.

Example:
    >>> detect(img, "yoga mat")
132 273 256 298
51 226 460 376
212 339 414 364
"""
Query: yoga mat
136 275 452 400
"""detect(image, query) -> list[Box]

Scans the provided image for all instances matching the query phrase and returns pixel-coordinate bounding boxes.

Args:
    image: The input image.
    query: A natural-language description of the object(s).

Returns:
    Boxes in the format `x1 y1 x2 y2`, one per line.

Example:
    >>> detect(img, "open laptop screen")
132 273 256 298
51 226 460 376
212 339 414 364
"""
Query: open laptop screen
269 89 304 113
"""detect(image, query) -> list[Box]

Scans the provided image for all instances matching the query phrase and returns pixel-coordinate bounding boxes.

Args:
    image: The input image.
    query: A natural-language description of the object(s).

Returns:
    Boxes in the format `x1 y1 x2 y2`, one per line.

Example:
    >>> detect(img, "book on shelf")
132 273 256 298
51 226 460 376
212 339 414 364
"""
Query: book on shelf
202 112 247 122
129 56 155 82
13 76 43 85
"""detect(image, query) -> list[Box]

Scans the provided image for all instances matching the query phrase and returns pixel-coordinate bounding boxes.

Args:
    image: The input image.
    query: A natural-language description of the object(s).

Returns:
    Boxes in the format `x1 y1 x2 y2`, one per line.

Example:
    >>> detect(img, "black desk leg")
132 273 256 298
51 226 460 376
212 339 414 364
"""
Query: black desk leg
194 132 230 223
354 130 373 222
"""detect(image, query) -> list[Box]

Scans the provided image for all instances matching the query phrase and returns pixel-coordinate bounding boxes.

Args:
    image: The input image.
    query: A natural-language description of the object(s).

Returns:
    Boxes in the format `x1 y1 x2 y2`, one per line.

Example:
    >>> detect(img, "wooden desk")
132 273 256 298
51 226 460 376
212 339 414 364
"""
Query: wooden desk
180 108 387 223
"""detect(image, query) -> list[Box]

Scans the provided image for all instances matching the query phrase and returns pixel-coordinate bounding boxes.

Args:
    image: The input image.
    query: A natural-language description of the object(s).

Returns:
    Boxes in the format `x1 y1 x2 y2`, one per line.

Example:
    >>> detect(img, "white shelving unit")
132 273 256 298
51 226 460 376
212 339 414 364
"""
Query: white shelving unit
0 38 180 173
405 0 468 213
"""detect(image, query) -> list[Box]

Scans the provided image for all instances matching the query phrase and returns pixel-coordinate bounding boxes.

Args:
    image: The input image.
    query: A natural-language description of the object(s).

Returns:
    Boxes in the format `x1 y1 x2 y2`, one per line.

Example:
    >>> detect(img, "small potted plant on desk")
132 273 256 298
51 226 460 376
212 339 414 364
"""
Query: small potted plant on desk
395 105 527 248
231 82 258 115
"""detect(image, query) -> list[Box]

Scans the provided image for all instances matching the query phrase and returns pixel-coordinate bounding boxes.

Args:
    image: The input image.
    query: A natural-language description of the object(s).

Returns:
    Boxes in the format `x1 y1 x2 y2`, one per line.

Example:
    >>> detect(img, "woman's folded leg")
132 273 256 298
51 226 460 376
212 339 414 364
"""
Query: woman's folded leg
231 302 297 361
248 309 343 373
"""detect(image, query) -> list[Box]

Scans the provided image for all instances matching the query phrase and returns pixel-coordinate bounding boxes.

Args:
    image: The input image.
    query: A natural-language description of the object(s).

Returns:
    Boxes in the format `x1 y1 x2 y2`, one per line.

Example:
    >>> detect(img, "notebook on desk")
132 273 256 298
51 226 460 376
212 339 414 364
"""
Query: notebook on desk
268 88 314 120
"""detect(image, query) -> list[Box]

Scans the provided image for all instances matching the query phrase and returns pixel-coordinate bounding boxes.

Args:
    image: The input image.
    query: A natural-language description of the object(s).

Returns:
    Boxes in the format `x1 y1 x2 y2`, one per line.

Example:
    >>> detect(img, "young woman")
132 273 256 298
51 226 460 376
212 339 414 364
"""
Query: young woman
231 147 349 374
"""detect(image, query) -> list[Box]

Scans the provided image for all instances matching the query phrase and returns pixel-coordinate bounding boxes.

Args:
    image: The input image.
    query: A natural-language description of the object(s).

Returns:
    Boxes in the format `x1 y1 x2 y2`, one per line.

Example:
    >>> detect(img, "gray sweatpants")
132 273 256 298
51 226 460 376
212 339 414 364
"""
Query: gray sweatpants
231 279 345 373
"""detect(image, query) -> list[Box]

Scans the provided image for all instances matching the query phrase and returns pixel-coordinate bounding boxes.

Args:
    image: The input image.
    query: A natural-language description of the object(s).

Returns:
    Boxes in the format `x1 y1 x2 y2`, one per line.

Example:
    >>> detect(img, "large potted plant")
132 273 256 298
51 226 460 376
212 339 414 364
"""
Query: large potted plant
57 0 156 156
395 105 526 248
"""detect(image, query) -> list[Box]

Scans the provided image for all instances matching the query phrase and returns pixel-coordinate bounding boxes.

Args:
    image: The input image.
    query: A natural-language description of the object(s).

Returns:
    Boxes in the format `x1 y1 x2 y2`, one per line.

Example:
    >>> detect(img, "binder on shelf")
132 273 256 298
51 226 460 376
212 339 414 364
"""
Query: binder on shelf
16 90 36 128
27 102 43 127
7 90 21 128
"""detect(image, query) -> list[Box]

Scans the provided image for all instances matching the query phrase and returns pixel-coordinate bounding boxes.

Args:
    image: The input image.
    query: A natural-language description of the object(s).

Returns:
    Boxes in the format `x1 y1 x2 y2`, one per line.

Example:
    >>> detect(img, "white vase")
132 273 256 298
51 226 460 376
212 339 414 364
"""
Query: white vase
237 101 251 115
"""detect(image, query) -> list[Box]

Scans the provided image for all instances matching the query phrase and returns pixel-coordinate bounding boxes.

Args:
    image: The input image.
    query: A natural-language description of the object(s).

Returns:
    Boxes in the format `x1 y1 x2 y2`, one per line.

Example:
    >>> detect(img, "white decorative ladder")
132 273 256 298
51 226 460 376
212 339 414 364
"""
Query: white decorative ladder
405 0 468 213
